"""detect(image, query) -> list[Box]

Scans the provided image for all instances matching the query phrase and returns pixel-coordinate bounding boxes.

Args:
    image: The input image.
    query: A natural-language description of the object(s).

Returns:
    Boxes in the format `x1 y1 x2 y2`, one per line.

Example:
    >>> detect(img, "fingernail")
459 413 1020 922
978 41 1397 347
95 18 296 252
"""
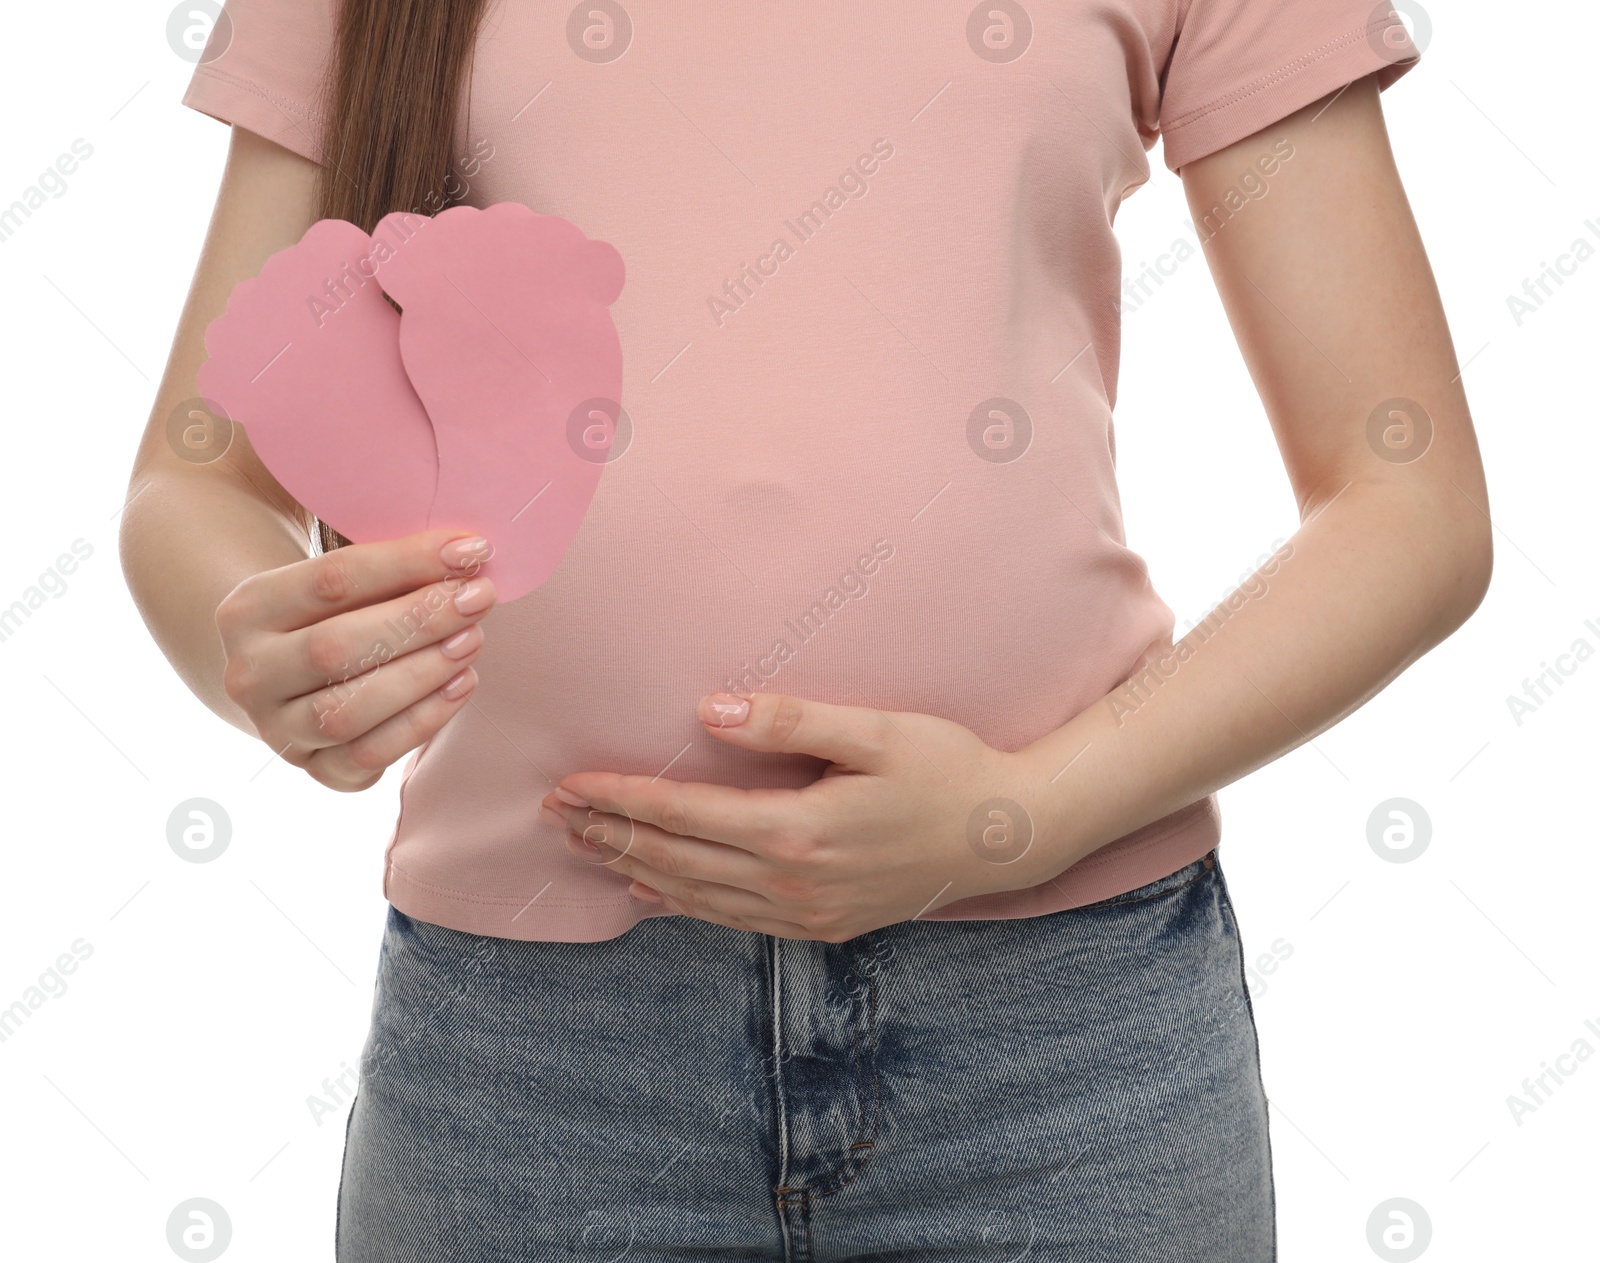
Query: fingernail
453 579 495 615
565 832 604 859
702 692 750 727
439 667 476 700
630 884 663 903
552 786 589 807
440 627 480 659
539 804 567 828
440 535 492 570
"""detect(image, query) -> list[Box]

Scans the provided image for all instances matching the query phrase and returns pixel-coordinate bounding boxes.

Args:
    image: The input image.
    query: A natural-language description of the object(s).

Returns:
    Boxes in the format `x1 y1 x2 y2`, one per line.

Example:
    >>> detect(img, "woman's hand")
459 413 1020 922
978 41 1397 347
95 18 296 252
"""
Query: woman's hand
216 528 498 791
540 693 1075 941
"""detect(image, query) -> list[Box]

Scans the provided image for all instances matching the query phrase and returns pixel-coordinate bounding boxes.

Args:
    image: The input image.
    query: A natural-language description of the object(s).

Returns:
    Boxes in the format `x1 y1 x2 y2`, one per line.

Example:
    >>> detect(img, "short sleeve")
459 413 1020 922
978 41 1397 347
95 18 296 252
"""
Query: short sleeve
1157 0 1421 173
180 0 336 164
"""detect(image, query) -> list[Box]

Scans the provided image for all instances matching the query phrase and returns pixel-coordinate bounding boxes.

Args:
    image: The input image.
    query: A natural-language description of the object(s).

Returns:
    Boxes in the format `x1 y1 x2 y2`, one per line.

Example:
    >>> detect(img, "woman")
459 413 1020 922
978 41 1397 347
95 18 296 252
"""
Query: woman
123 0 1489 1258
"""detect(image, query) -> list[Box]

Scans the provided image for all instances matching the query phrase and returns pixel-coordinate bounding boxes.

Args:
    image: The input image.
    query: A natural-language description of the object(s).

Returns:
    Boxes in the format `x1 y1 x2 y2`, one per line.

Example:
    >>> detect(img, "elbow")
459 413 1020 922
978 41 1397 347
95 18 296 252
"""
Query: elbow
1432 510 1494 637
117 470 163 595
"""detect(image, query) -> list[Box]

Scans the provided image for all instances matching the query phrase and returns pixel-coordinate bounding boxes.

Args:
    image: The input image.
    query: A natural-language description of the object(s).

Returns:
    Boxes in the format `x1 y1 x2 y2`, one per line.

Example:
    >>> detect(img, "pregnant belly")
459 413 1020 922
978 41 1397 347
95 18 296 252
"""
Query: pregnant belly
448 461 1172 794
375 443 1180 941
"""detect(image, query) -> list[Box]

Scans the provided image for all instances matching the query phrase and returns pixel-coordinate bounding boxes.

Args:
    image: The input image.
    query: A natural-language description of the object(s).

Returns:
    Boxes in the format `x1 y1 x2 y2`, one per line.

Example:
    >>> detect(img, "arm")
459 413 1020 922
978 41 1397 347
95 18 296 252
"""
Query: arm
120 125 498 786
537 73 1493 941
119 124 321 735
1011 71 1492 858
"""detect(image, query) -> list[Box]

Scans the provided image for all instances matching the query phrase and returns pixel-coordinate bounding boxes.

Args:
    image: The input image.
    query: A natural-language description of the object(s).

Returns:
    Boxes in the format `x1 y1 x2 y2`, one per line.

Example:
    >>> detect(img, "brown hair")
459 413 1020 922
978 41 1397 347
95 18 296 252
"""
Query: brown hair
310 0 493 555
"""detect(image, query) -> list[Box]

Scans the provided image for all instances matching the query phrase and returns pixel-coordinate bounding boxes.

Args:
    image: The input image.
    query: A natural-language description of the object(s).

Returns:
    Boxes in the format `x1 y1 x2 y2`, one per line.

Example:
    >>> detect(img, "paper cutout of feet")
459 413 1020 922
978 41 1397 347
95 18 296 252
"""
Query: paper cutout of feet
196 203 626 602
375 204 625 599
196 217 438 544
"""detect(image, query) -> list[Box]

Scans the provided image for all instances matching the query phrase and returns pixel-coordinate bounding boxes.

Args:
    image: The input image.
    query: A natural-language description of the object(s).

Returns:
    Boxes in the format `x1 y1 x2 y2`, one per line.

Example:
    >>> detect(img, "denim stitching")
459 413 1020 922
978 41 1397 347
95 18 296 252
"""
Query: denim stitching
846 938 872 1133
331 1089 359 1258
797 945 883 1201
1215 858 1279 1261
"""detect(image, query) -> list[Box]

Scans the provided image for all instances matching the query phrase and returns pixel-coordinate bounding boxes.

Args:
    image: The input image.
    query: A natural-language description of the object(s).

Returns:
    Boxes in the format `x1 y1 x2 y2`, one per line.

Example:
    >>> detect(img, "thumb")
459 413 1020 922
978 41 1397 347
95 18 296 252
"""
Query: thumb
697 692 890 771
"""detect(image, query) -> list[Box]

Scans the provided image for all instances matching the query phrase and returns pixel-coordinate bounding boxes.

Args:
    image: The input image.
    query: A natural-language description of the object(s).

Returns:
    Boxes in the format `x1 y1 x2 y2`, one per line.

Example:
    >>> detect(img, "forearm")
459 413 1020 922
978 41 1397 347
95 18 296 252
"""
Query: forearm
1015 480 1492 877
119 460 310 736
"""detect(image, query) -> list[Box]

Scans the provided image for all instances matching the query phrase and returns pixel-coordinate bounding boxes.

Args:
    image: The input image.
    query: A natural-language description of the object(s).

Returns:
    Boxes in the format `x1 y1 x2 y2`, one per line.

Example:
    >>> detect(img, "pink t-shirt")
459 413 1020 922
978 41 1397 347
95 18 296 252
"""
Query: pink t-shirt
184 0 1419 941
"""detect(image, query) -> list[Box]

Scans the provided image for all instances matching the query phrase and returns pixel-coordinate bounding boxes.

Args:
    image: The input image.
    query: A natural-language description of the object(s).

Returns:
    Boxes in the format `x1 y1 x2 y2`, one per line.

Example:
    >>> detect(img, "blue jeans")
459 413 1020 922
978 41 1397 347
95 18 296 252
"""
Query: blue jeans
336 849 1274 1261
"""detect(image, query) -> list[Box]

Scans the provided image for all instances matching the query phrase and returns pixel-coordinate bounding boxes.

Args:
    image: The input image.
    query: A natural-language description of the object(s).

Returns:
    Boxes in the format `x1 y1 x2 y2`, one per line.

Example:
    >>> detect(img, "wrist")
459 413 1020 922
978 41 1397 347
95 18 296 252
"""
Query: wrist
967 746 1089 896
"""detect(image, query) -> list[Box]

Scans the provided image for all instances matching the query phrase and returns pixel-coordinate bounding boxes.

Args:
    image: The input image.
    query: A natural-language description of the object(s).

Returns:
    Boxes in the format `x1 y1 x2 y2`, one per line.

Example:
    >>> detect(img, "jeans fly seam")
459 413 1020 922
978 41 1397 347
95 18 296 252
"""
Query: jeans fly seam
769 933 796 1247
789 943 883 1203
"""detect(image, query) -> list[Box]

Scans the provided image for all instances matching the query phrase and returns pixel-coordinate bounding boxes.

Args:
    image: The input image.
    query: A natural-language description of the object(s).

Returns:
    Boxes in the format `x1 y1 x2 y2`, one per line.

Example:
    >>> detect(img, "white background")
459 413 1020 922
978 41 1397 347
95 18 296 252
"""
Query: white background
0 1 1594 1259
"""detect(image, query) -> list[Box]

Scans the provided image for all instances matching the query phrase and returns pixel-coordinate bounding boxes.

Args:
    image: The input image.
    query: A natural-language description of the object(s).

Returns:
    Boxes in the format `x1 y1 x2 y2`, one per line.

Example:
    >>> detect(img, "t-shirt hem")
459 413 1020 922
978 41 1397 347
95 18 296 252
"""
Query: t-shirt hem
1161 19 1420 173
385 859 675 943
382 792 1222 942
